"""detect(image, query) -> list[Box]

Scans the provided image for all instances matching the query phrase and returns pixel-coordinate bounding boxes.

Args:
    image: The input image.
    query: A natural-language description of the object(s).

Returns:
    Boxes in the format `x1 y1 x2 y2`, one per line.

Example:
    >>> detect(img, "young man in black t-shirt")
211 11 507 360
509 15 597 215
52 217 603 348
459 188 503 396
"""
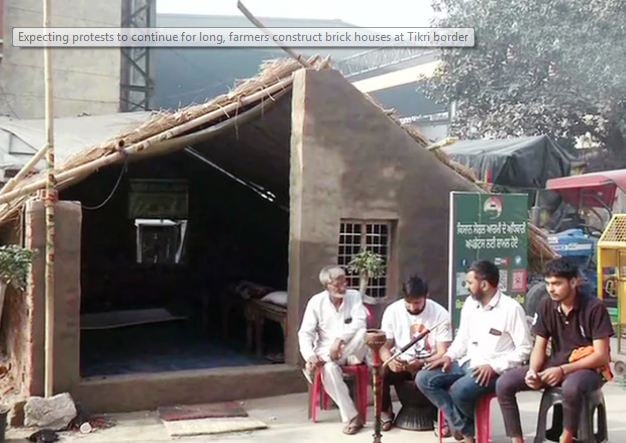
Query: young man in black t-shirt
496 258 614 443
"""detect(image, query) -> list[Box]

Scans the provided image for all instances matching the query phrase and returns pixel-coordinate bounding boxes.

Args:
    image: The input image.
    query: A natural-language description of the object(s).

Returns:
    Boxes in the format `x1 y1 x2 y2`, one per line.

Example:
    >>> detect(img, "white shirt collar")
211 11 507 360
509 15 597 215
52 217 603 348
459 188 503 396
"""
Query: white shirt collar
324 290 347 311
476 290 502 311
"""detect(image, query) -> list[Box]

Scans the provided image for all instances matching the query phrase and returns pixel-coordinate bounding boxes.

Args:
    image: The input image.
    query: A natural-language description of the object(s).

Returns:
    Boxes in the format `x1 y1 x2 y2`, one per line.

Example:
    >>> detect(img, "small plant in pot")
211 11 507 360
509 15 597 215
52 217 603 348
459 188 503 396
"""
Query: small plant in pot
347 250 386 302
0 244 34 322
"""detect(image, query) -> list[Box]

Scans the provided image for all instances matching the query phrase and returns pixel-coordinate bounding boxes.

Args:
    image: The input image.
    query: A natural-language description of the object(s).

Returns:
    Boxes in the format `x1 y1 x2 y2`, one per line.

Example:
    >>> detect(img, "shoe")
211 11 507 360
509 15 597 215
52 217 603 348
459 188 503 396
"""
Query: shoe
452 430 465 441
301 367 314 384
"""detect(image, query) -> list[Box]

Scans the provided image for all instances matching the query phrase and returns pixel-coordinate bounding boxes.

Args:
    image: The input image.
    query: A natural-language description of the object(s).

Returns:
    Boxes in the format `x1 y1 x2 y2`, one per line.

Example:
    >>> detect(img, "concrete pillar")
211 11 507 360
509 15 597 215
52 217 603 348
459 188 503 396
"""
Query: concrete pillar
24 199 82 395
287 70 343 365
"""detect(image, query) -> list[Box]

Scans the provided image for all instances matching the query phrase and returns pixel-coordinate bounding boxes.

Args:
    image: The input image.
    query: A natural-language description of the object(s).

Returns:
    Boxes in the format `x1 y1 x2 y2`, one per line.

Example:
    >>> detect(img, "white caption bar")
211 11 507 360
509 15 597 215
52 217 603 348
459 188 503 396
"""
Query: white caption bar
13 27 474 48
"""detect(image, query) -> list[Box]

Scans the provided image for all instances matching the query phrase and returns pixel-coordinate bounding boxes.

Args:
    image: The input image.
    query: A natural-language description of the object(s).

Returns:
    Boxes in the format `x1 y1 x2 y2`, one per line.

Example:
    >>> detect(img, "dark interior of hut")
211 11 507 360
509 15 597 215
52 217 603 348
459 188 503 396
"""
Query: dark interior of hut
61 99 292 377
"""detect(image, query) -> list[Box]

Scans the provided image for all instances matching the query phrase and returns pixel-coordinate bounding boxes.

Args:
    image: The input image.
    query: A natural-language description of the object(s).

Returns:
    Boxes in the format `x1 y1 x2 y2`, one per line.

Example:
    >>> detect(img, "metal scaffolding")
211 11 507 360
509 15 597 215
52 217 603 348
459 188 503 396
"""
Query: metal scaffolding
120 0 155 111
335 48 438 79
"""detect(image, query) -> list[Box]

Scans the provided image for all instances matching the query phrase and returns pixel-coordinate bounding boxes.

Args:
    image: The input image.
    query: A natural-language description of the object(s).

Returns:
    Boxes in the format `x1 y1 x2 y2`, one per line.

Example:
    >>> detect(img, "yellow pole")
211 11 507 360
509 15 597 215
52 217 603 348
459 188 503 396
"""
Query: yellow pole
43 0 56 398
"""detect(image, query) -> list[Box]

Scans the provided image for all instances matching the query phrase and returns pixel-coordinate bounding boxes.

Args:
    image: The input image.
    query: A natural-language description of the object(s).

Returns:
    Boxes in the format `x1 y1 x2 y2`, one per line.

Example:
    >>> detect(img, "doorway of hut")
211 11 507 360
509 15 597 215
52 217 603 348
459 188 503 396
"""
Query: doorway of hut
63 105 292 377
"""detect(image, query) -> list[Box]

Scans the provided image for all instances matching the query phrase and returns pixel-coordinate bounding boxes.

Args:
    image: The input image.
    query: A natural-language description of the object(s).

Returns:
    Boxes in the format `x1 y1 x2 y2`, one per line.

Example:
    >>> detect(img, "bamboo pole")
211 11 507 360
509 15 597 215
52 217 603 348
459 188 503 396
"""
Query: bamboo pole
43 0 56 398
0 144 47 196
237 1 310 68
0 74 297 207
426 136 459 151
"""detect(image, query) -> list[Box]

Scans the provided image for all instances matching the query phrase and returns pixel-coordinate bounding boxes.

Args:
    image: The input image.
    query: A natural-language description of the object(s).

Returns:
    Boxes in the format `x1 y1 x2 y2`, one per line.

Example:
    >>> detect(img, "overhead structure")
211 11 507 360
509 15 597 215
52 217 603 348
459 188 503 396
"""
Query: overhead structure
120 0 156 111
335 48 436 79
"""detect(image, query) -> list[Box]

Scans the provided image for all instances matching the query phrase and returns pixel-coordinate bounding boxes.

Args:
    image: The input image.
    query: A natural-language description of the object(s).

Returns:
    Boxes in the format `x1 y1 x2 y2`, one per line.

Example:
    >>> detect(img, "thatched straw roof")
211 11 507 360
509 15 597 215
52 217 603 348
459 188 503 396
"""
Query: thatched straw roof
0 55 556 267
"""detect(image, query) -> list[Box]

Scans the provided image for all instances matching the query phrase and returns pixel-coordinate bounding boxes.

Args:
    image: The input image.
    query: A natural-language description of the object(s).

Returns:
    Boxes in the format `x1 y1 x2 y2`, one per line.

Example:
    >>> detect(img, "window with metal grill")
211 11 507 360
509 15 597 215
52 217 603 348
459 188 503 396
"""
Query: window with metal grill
337 220 392 299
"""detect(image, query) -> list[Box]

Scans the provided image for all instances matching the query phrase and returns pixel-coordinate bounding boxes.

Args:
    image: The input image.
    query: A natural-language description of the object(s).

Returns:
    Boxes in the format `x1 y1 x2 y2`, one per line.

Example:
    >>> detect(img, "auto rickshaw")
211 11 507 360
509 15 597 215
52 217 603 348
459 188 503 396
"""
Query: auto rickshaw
597 214 626 376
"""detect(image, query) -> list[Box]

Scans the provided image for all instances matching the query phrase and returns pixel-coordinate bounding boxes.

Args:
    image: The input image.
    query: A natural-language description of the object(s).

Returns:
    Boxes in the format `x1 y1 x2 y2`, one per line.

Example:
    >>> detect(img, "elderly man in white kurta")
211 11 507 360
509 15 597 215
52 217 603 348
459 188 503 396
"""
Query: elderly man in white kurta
298 265 367 435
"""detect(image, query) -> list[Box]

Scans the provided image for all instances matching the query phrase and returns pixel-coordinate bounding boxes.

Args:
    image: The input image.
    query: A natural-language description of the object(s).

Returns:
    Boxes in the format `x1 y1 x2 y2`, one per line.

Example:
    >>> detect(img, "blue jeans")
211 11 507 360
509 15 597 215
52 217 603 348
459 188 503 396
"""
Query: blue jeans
415 362 497 437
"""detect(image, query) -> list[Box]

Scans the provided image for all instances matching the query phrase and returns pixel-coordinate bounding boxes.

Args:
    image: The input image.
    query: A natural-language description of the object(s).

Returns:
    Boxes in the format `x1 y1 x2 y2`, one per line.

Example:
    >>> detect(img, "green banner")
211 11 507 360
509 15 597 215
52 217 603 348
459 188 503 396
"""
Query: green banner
448 192 529 332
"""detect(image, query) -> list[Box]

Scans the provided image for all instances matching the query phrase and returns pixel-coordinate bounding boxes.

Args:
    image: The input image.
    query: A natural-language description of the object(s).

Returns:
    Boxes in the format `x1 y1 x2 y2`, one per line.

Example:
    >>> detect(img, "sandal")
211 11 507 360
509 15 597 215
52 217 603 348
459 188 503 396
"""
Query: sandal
381 412 394 431
342 415 364 435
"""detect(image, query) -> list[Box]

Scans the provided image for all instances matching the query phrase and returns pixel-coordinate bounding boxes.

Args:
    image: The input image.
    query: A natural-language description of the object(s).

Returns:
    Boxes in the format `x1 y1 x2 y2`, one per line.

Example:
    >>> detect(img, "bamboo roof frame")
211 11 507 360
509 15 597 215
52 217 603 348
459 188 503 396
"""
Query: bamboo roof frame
0 56 556 267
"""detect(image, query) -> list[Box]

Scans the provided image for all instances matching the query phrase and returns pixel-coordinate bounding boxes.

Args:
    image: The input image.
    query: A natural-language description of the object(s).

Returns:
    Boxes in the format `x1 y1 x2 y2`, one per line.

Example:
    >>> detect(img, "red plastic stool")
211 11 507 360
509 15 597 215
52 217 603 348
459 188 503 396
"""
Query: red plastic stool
475 393 496 443
437 393 495 443
308 364 369 422
437 409 447 442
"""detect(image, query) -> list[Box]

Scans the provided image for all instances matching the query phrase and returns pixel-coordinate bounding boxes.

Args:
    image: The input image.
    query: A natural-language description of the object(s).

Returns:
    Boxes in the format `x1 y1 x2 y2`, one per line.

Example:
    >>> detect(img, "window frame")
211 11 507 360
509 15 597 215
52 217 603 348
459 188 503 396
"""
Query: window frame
134 218 188 266
337 219 395 302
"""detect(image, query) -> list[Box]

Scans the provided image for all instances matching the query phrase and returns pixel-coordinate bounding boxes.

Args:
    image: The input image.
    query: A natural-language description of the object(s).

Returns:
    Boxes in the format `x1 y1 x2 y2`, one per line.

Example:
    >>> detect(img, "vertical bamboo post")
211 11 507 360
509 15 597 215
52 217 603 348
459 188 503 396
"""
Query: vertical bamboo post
43 0 56 398
364 331 386 443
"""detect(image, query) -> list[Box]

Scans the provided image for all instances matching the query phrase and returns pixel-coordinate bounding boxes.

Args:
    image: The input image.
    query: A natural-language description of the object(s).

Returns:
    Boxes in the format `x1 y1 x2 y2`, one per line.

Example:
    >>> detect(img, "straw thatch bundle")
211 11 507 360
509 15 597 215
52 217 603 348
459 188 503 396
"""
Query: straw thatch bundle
0 56 556 268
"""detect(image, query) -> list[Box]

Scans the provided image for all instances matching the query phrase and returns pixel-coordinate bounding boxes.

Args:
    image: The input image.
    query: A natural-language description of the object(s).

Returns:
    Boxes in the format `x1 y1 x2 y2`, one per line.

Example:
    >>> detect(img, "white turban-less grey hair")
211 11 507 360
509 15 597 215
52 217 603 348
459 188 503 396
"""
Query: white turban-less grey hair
319 265 346 287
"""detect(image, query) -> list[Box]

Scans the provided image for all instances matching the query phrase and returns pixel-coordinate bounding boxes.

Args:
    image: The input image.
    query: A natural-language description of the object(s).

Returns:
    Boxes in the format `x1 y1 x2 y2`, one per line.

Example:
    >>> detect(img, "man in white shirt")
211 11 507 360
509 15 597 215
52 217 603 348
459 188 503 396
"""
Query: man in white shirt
415 260 531 443
298 265 368 435
379 275 452 431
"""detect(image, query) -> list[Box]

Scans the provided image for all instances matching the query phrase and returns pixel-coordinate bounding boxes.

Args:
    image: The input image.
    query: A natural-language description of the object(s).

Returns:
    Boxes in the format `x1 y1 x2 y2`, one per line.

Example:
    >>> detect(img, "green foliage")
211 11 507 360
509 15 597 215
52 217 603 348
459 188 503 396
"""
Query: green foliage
348 250 386 279
420 0 626 158
0 245 34 290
